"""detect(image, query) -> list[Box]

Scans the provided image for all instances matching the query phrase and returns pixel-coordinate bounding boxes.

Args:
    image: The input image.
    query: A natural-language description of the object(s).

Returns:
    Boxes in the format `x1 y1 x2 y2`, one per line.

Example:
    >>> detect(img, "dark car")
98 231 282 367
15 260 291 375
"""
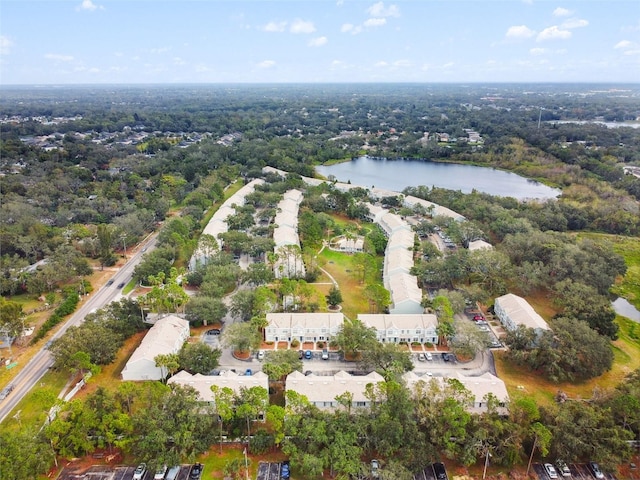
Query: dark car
117 282 126 289
189 463 203 479
304 350 312 359
206 328 221 335
443 353 455 362
106 279 115 286
280 460 290 479
432 462 448 480
298 350 304 359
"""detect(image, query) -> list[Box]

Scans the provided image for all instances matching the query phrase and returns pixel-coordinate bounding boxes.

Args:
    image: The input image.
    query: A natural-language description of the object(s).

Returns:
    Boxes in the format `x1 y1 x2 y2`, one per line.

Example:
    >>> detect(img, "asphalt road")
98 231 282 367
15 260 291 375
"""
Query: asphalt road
0 235 158 424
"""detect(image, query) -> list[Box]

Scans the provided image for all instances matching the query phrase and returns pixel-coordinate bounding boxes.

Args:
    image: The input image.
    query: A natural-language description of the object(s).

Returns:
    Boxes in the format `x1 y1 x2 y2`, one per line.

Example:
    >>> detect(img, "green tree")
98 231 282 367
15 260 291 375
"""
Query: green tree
235 386 269 450
261 349 303 381
333 318 378 358
221 322 261 354
154 353 180 381
326 285 343 308
178 342 221 375
359 342 414 381
184 296 227 327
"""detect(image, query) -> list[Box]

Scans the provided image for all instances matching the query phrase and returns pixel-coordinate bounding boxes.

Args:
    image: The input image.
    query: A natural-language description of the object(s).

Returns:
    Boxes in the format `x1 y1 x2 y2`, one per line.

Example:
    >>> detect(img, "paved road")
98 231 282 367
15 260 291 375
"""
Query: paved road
0 235 158 424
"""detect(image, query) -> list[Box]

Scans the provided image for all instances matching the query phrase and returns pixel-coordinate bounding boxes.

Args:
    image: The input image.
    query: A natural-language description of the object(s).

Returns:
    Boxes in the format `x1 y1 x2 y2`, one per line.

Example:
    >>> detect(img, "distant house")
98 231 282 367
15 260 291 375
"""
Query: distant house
358 314 438 344
121 315 190 381
286 370 385 410
494 293 550 335
265 313 344 344
468 239 493 251
168 370 269 405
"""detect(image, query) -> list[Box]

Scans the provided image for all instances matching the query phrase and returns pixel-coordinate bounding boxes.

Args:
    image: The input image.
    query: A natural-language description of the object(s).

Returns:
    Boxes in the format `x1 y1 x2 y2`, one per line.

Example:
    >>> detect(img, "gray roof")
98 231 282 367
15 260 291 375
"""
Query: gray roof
495 293 550 331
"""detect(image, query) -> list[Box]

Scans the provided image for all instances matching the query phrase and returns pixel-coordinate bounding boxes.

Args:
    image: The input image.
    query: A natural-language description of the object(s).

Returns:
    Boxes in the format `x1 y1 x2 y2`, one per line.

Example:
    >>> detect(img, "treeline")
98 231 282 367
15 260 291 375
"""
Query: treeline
2 367 638 480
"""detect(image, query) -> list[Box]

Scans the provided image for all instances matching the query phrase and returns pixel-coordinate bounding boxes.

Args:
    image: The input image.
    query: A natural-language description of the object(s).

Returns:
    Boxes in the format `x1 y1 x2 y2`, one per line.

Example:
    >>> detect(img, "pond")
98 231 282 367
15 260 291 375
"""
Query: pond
316 156 561 200
612 297 640 323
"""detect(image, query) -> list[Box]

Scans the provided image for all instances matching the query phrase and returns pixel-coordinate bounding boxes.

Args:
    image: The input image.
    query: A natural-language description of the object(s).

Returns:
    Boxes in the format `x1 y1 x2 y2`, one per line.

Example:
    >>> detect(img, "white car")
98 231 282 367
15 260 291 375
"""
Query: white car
154 465 168 479
425 352 433 361
133 463 147 480
545 463 558 479
417 353 426 361
257 350 265 361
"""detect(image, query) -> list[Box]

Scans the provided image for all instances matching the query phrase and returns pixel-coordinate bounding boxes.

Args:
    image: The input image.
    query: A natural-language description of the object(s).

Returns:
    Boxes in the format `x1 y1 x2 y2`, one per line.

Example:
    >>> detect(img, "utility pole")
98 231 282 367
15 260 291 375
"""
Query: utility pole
120 234 127 259
482 448 491 480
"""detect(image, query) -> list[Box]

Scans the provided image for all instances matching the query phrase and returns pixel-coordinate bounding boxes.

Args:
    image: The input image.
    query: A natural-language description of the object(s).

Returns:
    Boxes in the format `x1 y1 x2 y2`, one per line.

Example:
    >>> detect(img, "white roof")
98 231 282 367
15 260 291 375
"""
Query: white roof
495 293 550 331
403 195 465 221
358 314 437 331
468 239 493 251
274 210 299 229
379 212 411 235
387 229 416 251
168 370 269 402
387 272 423 304
283 189 304 204
267 312 344 330
124 315 189 367
273 226 299 247
384 249 414 275
286 370 384 405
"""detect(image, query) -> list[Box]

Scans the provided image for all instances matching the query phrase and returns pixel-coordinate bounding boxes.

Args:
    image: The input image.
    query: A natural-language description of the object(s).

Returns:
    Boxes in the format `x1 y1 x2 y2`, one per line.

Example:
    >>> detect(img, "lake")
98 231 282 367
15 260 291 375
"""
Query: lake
316 156 561 200
612 297 640 323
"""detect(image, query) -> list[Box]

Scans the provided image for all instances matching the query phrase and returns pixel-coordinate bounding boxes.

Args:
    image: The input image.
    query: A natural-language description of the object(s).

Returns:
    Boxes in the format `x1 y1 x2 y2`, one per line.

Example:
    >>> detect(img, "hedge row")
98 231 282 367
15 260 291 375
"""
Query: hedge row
32 292 80 343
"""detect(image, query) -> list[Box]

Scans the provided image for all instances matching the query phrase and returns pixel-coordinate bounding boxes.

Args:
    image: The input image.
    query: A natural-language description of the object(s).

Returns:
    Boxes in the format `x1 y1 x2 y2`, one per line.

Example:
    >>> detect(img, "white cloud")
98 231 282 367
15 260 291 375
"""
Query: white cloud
195 64 213 73
45 53 75 62
614 40 632 49
290 19 316 34
0 35 13 55
530 47 546 56
364 18 386 28
374 61 388 67
263 21 287 33
341 23 354 33
173 57 186 65
553 7 572 17
537 26 572 41
76 0 104 11
393 59 412 67
505 25 536 39
258 60 276 68
367 2 400 18
308 36 328 47
561 18 588 29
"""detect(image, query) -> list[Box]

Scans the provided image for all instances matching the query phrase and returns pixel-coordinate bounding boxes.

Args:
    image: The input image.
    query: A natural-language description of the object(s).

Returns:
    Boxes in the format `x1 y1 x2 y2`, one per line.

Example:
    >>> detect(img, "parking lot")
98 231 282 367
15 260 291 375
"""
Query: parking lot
532 462 618 480
256 461 283 480
56 464 195 480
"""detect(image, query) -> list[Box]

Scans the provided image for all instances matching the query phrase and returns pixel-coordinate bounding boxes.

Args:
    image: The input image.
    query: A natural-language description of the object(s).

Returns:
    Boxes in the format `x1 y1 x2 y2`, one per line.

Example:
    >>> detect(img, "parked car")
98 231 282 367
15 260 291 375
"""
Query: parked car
418 353 426 361
555 460 571 477
544 463 559 479
425 352 433 361
280 460 290 479
322 348 329 360
245 369 252 376
304 350 312 359
371 459 380 479
432 462 448 480
133 463 147 480
257 350 265 361
165 466 181 480
298 350 304 359
154 465 168 479
589 462 604 479
206 328 221 335
473 315 485 321
189 463 203 479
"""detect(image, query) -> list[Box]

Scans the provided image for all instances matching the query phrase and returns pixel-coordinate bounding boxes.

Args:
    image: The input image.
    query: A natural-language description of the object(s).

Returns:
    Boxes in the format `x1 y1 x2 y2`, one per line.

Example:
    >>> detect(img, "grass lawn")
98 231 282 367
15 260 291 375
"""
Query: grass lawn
318 248 378 319
495 314 640 406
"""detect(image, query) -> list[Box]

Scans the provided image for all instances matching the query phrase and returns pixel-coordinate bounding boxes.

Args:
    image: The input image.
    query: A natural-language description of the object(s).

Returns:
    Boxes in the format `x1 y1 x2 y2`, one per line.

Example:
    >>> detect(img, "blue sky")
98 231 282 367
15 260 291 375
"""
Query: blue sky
1 0 639 84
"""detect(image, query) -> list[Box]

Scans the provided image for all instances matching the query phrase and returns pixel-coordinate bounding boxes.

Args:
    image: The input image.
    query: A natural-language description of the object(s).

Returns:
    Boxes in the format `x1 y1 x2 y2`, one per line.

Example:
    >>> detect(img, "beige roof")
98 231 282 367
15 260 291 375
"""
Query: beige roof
286 370 384 405
168 370 269 402
387 272 422 303
384 249 414 275
273 226 299 246
124 315 189 367
403 371 509 412
495 293 550 331
387 229 416 251
468 239 493 251
358 314 437 331
283 189 304 204
267 312 344 330
274 209 299 229
379 212 411 234
277 198 300 214
403 195 465 221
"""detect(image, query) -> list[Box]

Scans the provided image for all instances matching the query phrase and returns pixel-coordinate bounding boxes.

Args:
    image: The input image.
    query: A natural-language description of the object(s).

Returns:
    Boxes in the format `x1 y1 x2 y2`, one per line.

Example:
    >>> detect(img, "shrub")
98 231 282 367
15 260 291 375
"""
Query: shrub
290 339 300 348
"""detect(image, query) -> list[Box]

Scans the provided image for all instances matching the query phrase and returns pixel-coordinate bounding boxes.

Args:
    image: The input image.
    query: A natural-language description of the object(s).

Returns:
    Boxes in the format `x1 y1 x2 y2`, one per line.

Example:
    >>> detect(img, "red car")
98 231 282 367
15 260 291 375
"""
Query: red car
473 315 485 322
